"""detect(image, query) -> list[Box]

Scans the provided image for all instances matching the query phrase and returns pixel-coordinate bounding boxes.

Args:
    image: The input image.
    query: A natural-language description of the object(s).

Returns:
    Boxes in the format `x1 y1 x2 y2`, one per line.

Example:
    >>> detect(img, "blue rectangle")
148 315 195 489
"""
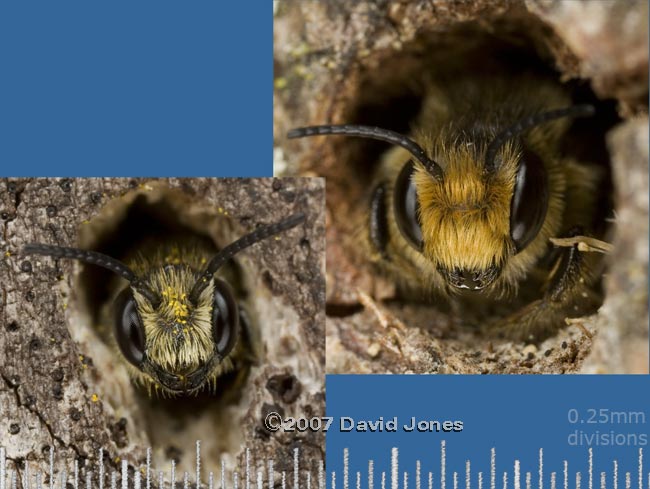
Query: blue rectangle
0 2 271 176
326 375 649 489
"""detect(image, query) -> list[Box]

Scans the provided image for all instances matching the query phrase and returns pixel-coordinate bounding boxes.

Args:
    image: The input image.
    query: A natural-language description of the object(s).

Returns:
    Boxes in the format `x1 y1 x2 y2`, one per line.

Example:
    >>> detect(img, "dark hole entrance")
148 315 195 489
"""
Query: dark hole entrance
324 14 618 339
76 187 252 403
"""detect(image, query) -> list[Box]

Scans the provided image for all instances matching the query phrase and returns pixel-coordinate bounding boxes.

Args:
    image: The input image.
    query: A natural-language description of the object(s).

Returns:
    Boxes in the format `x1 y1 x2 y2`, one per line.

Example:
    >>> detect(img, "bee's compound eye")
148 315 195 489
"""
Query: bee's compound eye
211 278 240 358
113 288 146 368
510 148 549 253
394 160 424 251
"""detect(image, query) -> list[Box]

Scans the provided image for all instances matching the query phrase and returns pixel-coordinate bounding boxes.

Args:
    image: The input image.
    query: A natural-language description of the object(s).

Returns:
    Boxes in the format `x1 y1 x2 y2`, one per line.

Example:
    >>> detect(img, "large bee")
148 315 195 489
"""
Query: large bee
24 213 305 396
289 77 607 341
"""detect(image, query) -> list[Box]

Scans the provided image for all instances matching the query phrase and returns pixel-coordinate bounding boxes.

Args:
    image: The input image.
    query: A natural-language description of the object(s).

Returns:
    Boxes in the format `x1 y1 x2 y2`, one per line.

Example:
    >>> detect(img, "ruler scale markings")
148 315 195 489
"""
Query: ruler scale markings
122 459 128 489
538 448 544 489
196 441 201 489
319 460 324 489
344 448 350 489
246 449 251 489
23 460 29 489
515 462 520 489
146 448 151 489
392 448 399 489
1 446 5 489
441 442 447 489
100 448 105 489
295 448 300 489
638 449 643 489
564 463 568 489
49 447 53 489
626 473 631 489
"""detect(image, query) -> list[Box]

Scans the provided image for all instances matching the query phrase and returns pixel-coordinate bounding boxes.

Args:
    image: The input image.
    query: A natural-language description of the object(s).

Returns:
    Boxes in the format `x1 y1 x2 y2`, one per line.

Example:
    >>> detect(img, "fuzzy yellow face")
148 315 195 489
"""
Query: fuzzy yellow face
132 267 224 393
413 140 518 282
111 245 239 397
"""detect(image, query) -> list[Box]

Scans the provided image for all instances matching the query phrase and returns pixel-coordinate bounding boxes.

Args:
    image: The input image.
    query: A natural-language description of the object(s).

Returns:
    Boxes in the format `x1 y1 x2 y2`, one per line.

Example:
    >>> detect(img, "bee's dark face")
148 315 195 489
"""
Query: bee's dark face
437 264 502 291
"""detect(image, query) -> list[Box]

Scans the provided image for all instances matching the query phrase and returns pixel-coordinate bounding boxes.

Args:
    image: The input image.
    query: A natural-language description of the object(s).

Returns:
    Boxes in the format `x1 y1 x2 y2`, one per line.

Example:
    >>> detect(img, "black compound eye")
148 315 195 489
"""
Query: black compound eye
211 278 240 358
510 148 549 253
394 160 424 251
113 288 146 368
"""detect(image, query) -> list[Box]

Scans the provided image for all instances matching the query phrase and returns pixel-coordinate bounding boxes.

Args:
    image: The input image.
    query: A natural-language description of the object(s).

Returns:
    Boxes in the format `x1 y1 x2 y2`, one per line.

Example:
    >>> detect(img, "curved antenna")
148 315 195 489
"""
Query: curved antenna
189 213 306 304
23 243 160 306
288 124 444 182
485 104 595 173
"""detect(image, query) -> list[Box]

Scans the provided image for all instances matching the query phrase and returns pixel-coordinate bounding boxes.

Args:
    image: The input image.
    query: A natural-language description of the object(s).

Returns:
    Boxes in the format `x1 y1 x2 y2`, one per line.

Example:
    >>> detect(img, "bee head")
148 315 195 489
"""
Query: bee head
24 212 305 396
115 265 239 395
288 105 594 292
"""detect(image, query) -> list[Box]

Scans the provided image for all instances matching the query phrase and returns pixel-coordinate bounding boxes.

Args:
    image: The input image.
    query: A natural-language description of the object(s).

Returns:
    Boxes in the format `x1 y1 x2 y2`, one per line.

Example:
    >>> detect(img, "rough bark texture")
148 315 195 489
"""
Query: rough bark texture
0 178 325 486
274 0 648 374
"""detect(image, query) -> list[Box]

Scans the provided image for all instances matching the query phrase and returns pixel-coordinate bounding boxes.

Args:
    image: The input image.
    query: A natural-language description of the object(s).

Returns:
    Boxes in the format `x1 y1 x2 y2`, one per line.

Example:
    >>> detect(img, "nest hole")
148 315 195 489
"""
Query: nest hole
71 185 257 470
324 15 619 341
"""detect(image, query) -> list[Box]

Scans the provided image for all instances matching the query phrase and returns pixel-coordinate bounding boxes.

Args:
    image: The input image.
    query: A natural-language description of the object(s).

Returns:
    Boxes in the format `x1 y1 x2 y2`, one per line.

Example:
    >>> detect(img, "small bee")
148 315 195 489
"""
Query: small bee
24 213 305 396
289 77 607 341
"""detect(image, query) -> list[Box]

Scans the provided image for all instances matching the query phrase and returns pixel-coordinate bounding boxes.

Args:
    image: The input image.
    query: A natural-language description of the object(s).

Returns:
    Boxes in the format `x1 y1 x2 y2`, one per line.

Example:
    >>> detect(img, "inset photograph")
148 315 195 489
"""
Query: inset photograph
0 178 325 484
274 1 648 374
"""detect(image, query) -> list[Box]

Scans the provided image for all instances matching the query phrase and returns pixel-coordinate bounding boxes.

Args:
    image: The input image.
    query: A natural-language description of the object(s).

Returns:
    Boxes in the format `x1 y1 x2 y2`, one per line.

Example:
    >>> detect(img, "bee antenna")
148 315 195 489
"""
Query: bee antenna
189 213 306 304
288 124 444 182
485 104 595 172
23 243 161 306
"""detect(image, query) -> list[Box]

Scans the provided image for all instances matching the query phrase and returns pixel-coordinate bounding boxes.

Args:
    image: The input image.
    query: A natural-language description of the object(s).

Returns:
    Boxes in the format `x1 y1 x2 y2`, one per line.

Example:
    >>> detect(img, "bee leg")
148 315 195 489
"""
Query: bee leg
490 228 601 342
369 183 389 258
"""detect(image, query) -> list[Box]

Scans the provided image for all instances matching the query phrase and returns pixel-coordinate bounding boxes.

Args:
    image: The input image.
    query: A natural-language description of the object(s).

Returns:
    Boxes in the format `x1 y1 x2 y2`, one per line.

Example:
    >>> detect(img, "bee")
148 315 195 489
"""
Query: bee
288 77 607 341
23 213 305 396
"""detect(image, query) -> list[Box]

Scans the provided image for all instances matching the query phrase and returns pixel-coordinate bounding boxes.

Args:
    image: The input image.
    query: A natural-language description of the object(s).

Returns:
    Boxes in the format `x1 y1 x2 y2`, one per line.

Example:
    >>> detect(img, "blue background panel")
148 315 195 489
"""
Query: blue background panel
0 2 271 176
327 376 649 489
